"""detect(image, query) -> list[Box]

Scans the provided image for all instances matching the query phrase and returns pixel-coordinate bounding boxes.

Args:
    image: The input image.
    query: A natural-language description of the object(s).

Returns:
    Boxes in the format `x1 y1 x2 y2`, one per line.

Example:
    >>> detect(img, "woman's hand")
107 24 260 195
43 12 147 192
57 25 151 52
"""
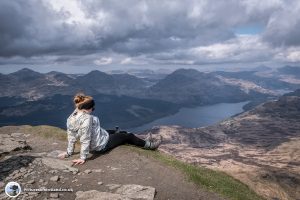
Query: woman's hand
72 159 85 165
58 152 68 159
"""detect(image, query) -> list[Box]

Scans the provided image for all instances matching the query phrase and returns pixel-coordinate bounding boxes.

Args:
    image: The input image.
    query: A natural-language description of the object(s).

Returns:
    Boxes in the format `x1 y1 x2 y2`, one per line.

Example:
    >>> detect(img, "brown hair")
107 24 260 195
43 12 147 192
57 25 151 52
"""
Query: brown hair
73 93 95 110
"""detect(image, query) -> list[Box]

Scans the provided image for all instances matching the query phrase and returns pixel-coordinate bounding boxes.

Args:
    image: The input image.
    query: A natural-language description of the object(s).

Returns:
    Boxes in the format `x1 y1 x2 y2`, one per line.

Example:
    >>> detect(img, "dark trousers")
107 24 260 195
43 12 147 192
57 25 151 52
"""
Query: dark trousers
100 130 146 153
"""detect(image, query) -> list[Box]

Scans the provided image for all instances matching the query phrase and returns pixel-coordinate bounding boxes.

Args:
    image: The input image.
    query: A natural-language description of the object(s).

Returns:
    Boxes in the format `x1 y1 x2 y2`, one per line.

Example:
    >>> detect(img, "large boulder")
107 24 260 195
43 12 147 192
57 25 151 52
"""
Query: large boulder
75 184 156 200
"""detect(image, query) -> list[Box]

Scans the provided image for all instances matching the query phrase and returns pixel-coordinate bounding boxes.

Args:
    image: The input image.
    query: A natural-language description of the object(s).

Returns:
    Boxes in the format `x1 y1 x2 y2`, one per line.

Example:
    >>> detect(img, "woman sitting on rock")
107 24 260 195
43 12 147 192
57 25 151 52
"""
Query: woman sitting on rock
58 93 161 165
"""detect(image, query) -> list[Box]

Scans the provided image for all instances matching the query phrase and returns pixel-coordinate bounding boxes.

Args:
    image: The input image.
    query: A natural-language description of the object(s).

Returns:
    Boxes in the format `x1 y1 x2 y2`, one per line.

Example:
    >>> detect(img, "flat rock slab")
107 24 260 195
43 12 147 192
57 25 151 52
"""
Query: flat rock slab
115 184 155 200
76 184 155 200
46 150 66 158
76 191 131 200
0 133 31 155
42 157 79 173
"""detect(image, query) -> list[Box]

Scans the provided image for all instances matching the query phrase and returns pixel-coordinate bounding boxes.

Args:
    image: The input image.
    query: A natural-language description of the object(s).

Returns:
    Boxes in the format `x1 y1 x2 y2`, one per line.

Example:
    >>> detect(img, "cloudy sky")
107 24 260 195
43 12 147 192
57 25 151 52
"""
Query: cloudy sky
0 0 300 74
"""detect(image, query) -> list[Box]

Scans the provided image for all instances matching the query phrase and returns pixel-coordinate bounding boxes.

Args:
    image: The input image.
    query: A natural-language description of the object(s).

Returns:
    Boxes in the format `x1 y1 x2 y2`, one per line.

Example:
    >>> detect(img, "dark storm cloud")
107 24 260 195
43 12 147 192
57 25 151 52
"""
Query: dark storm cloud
262 1 300 47
0 0 96 57
0 0 299 68
0 0 251 58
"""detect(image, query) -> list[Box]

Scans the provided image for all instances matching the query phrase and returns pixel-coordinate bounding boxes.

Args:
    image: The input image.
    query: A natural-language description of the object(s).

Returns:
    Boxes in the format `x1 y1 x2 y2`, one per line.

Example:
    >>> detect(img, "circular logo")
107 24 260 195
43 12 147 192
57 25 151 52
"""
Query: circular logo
5 182 21 198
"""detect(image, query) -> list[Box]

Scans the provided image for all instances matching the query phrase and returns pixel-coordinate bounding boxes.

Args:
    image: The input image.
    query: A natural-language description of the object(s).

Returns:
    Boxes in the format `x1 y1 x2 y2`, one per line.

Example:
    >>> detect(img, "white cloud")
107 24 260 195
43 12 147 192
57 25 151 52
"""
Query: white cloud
94 57 112 65
163 35 272 64
120 57 133 65
287 51 300 62
274 47 300 62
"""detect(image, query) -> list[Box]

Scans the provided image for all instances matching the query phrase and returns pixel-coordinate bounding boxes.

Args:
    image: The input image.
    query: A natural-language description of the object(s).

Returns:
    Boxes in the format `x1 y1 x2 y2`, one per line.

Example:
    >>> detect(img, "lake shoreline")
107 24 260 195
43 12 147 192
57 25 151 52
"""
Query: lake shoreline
129 101 250 132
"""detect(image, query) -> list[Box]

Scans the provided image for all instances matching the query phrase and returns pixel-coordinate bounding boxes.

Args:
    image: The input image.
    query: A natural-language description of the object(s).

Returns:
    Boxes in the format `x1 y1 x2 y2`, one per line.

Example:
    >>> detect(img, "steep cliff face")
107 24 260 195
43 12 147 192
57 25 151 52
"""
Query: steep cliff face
143 95 300 200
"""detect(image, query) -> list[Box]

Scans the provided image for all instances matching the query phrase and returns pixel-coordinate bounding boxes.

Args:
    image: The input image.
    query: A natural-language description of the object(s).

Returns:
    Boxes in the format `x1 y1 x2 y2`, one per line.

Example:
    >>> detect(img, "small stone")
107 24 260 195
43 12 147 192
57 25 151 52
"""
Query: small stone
20 168 26 173
27 180 35 184
106 184 121 190
0 182 4 188
20 159 29 165
84 169 92 174
1 166 12 172
4 155 12 159
97 182 103 185
39 179 44 183
49 170 58 174
13 173 23 179
50 175 59 182
261 173 270 179
93 169 103 173
68 167 79 174
72 171 78 175
72 179 78 183
49 193 59 198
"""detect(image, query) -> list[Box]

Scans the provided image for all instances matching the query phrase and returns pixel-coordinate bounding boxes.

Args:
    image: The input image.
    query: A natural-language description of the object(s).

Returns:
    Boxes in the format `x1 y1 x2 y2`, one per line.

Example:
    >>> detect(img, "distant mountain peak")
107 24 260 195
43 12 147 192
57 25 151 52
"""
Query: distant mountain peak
85 70 110 77
20 67 33 71
10 68 42 77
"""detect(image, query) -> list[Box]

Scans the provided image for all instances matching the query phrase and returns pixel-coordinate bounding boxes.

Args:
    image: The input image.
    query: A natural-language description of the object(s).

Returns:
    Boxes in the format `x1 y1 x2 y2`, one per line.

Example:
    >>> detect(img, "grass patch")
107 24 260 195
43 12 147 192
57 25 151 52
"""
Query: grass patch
19 125 67 141
18 125 83 151
127 146 264 200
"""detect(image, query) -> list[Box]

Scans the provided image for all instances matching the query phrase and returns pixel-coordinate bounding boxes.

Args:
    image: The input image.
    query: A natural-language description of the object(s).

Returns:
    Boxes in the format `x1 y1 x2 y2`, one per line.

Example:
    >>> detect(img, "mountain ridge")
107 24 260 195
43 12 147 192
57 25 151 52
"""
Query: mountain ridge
142 93 300 200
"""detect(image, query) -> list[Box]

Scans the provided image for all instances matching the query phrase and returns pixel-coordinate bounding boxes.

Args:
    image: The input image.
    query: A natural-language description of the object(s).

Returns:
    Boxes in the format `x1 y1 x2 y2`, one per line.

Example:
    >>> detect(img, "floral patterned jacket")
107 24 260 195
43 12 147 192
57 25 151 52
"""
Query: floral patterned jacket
66 109 109 160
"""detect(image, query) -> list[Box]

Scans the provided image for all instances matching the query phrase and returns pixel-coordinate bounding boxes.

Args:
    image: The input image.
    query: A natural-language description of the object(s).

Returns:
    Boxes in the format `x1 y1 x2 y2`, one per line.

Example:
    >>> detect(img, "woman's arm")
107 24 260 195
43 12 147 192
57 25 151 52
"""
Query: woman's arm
58 131 77 159
75 115 92 163
67 131 77 156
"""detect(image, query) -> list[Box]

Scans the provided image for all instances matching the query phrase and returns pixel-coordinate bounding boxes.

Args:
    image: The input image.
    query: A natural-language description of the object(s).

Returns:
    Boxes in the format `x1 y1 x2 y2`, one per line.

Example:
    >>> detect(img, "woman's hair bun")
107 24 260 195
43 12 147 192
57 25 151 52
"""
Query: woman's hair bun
73 92 95 110
74 93 85 104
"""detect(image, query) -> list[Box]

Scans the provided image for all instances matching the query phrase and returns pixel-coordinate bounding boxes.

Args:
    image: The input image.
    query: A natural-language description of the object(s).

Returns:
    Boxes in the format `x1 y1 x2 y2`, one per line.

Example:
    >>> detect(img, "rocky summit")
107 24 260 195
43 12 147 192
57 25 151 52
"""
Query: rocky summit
142 95 300 200
0 126 223 200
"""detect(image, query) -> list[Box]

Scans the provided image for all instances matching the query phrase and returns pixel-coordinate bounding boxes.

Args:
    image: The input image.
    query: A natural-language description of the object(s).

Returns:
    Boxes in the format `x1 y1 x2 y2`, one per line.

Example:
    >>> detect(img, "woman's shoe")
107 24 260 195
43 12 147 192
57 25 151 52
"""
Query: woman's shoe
144 135 162 150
